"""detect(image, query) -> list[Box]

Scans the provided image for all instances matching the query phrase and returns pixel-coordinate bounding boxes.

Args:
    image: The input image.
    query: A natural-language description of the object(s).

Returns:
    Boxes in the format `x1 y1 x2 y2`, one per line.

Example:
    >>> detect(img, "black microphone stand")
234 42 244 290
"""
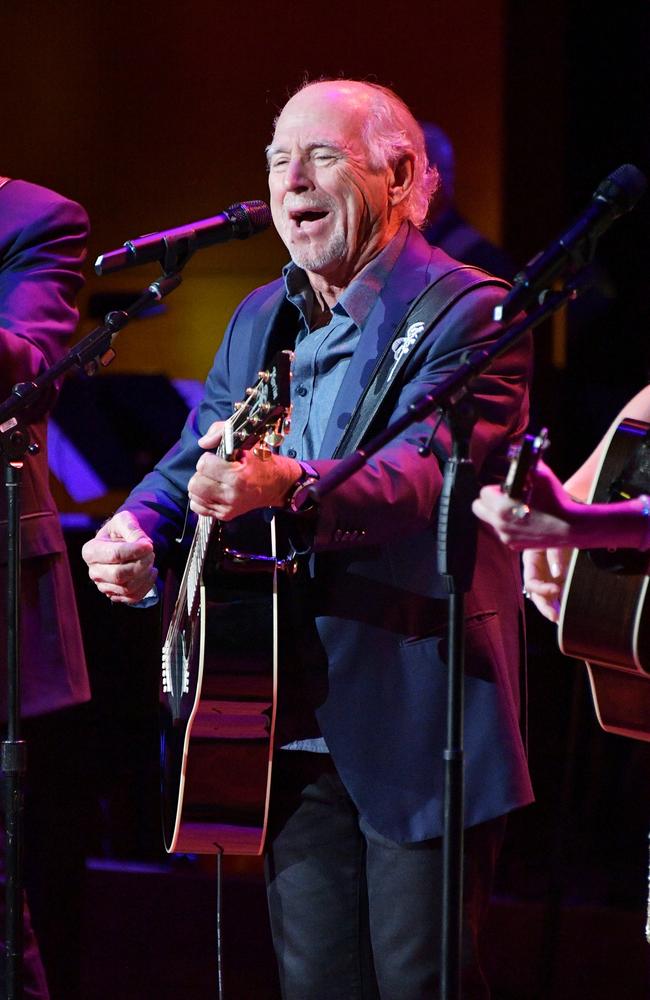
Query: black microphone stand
0 268 182 999
304 269 594 1000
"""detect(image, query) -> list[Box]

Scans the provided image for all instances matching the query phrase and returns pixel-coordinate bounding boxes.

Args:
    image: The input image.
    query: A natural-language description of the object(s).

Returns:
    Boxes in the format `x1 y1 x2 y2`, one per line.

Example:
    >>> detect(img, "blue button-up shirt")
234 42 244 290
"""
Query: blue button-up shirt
280 223 408 462
279 224 408 751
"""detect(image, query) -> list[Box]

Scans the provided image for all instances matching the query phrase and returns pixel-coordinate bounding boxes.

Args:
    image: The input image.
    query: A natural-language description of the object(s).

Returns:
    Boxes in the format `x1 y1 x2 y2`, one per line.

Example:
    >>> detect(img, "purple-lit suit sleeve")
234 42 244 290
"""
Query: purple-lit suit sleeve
117 289 258 556
0 180 89 560
0 180 88 399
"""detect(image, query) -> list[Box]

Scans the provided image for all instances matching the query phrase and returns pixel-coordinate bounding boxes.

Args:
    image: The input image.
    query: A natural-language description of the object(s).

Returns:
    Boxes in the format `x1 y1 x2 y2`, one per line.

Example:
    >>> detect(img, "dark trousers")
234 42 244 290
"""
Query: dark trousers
264 751 505 1000
0 706 90 1000
0 791 50 1000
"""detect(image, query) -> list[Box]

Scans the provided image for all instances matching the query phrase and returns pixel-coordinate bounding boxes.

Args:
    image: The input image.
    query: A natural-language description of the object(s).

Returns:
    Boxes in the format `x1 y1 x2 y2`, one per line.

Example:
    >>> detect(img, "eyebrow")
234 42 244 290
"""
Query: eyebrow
265 140 346 164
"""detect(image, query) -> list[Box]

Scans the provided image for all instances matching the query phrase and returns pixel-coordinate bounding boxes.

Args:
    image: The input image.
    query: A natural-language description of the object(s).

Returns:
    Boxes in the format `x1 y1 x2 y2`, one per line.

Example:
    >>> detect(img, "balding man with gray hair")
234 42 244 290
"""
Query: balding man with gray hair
83 79 533 998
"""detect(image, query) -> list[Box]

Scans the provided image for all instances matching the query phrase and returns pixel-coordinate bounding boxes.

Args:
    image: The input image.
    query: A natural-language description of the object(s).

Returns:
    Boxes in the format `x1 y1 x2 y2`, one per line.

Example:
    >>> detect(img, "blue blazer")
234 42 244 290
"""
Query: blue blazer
125 224 534 842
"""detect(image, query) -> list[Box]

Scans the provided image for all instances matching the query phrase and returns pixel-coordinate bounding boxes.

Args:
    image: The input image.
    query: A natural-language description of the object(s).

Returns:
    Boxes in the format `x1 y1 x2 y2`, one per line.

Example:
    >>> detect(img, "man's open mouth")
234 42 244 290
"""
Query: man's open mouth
289 210 329 228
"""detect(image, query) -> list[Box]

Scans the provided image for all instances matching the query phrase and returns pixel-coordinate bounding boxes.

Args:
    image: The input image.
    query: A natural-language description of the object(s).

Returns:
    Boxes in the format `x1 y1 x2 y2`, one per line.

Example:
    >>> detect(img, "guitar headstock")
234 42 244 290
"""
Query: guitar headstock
222 349 293 459
502 427 549 502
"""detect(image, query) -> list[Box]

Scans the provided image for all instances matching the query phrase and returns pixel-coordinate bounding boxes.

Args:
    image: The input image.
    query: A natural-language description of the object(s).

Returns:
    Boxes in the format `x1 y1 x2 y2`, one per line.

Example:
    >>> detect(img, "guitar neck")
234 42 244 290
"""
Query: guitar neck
503 427 549 501
184 514 216 618
172 349 293 623
182 425 231 619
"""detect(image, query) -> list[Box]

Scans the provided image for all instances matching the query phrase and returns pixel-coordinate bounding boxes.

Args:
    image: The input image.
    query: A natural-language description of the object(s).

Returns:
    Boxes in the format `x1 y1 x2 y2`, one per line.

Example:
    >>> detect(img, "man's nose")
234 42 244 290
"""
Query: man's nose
284 157 314 191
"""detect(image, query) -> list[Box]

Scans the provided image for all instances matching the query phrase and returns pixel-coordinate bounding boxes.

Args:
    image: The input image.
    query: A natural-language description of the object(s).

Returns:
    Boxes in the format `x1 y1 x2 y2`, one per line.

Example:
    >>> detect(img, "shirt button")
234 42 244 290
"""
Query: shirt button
296 385 308 397
287 448 297 458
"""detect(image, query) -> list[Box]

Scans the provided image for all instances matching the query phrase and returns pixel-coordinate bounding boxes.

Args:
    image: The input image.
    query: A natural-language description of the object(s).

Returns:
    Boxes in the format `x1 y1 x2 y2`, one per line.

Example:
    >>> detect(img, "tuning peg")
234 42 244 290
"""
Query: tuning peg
253 441 273 461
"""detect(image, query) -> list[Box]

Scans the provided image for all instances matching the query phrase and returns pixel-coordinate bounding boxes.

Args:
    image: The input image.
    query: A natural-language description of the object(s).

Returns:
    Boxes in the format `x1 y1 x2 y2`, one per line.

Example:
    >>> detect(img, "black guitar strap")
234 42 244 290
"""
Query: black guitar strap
333 265 510 458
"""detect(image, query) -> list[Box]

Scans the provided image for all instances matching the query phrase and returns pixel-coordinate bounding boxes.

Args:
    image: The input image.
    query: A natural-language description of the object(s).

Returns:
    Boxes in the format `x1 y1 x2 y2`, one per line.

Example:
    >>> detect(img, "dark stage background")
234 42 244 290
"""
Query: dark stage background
3 1 650 997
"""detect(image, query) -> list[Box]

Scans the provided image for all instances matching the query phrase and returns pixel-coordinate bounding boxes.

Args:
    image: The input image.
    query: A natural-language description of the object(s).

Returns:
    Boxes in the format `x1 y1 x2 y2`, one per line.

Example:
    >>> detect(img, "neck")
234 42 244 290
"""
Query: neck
308 276 345 311
305 218 404 309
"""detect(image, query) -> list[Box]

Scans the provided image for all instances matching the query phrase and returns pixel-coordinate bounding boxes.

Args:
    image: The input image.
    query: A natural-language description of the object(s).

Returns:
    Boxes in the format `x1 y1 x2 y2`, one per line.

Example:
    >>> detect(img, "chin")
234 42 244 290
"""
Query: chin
289 235 347 275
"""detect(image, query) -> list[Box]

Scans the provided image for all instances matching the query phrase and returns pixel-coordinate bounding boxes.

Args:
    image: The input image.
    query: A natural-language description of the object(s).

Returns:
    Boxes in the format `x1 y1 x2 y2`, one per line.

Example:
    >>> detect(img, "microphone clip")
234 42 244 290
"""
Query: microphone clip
159 232 196 275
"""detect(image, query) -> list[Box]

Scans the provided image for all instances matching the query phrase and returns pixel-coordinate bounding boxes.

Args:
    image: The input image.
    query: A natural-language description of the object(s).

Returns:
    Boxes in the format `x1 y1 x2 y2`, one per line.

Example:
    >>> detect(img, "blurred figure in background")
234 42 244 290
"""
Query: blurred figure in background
0 177 91 999
420 121 516 281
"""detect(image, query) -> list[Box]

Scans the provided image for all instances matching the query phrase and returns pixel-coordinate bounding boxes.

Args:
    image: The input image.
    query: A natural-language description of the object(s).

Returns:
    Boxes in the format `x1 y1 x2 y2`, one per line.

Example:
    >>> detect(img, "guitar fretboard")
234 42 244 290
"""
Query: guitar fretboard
186 513 215 619
184 425 229 619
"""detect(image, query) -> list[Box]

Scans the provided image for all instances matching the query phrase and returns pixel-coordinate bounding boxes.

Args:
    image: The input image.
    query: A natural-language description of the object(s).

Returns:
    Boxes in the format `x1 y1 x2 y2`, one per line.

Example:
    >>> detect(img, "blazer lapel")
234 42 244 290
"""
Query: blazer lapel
318 226 435 458
240 279 298 389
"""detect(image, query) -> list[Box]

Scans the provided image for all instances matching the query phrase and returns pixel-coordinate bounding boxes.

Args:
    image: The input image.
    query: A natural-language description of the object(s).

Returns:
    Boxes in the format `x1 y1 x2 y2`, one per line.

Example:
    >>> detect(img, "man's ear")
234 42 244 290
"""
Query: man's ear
388 152 415 208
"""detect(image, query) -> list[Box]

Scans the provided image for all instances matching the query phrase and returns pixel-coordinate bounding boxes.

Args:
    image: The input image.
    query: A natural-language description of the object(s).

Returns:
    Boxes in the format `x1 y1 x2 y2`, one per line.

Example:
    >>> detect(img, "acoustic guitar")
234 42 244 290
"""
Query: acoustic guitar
558 417 650 741
159 350 293 855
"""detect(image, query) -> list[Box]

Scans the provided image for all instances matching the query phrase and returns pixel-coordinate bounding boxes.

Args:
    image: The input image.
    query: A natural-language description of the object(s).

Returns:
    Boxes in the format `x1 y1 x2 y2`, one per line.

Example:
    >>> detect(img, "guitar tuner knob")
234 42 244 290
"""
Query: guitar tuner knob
257 371 270 383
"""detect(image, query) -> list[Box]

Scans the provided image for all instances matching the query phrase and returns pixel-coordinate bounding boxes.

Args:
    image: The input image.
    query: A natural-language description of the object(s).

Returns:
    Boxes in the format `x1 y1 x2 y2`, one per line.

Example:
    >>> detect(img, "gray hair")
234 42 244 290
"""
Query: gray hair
289 79 439 227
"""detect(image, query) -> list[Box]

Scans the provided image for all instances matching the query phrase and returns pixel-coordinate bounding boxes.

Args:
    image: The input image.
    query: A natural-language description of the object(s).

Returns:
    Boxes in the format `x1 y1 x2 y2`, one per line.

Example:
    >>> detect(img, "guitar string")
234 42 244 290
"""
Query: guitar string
646 829 650 943
216 847 225 1000
166 409 228 683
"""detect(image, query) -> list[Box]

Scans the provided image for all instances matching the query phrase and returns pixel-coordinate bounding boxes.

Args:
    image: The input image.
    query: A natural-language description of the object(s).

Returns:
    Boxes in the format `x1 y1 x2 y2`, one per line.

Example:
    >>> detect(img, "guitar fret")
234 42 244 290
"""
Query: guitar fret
186 514 215 617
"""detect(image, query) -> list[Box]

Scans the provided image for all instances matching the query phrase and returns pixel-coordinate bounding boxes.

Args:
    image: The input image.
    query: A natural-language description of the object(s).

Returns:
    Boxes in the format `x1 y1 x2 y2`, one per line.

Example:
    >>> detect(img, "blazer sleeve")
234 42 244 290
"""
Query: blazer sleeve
304 283 531 550
117 287 262 556
0 180 89 407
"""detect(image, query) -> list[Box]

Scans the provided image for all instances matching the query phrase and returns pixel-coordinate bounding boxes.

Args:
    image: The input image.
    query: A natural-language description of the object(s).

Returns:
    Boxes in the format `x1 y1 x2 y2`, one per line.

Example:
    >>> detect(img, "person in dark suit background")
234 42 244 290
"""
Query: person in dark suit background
82 80 533 998
0 177 91 999
420 121 517 282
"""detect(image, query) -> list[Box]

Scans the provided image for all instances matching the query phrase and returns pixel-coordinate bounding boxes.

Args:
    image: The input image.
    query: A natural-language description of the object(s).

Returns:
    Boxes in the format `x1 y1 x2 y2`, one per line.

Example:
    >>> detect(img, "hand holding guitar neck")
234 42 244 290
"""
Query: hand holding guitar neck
472 429 560 552
475 418 650 740
473 429 570 622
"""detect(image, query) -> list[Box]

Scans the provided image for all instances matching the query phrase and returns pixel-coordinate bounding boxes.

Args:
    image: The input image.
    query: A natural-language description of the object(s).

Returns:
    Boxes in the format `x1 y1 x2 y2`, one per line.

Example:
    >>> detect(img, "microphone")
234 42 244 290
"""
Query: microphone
494 164 647 323
95 200 272 275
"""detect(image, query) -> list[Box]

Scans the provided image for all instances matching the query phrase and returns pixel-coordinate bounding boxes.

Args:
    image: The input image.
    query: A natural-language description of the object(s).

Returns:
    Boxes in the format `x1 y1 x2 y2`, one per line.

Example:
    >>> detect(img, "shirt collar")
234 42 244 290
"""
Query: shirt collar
282 221 409 330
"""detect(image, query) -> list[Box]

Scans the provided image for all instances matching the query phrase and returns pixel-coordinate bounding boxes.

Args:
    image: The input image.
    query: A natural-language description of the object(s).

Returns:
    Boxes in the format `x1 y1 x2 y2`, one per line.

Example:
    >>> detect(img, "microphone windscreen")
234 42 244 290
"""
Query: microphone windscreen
228 200 272 238
594 164 647 215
